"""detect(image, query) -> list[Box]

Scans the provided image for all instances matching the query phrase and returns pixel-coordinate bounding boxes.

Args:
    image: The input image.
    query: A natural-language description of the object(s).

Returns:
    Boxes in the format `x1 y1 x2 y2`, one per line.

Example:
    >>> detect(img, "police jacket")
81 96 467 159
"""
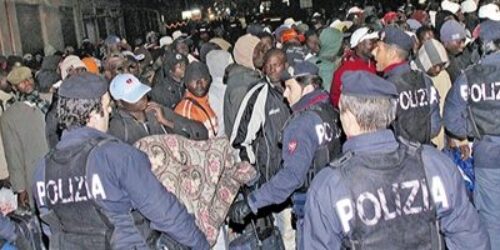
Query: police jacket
32 127 209 249
384 62 441 143
444 52 500 170
247 90 341 213
230 78 291 183
303 130 490 250
150 68 185 109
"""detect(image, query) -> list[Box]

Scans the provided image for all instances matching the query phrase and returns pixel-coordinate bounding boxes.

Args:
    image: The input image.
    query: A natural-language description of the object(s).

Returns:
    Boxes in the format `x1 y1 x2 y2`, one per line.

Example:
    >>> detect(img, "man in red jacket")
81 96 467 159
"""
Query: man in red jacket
330 27 378 107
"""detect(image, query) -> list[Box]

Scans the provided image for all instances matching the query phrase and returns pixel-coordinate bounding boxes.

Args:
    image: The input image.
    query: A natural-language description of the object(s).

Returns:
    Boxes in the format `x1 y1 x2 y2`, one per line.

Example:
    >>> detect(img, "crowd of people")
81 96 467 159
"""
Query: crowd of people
0 0 499 249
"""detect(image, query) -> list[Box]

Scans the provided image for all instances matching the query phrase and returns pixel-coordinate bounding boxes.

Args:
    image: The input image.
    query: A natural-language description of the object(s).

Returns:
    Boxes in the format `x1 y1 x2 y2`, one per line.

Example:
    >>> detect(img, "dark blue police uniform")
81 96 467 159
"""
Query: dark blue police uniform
303 71 489 250
31 73 209 249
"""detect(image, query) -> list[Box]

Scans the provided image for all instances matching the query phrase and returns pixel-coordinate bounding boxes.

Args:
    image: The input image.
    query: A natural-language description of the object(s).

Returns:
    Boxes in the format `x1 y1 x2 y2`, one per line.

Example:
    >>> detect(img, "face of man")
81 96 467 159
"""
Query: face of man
427 63 446 77
356 39 377 59
264 54 286 85
94 92 112 133
125 61 141 77
283 78 303 106
170 62 186 81
16 77 35 94
186 77 210 97
372 42 393 71
306 34 321 55
175 41 190 56
120 95 148 112
420 31 435 44
445 38 466 56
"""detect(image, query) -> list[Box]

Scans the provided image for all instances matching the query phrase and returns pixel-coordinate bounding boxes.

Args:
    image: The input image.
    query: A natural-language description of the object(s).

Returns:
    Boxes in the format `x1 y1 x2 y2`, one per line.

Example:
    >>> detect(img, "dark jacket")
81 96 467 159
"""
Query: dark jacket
109 107 208 145
32 127 209 249
223 64 262 137
150 67 185 109
229 79 291 183
446 44 480 84
303 130 489 250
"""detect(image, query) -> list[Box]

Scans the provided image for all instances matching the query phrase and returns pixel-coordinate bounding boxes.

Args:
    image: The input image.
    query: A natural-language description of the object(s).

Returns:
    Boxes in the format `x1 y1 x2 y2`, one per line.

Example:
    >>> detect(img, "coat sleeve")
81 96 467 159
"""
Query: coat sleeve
443 74 469 139
113 146 209 249
0 213 17 242
165 106 209 140
422 147 490 250
426 76 442 139
303 168 344 250
0 131 10 180
0 117 26 192
229 83 266 164
248 113 320 211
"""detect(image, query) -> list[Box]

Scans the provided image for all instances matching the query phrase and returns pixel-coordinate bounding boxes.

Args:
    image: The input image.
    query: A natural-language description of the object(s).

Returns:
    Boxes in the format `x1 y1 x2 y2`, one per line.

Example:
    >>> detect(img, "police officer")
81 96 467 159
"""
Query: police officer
444 19 500 248
230 61 342 246
32 73 209 249
372 26 441 144
302 71 489 250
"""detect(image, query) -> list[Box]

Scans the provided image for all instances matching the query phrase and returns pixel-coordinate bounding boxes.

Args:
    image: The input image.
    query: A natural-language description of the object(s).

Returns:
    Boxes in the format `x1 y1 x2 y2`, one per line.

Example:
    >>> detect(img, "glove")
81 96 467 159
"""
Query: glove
229 200 252 225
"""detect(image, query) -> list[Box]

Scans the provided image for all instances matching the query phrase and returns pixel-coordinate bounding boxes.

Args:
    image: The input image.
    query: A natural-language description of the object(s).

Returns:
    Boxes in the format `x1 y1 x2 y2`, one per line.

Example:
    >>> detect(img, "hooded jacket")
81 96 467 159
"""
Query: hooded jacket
316 28 343 92
207 50 233 137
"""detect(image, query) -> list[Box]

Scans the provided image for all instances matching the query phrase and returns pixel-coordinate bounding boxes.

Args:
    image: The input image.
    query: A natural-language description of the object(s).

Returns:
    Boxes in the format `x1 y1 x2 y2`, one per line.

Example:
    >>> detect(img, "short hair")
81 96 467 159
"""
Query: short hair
385 43 409 60
339 94 397 132
295 75 323 89
57 96 102 131
263 48 286 65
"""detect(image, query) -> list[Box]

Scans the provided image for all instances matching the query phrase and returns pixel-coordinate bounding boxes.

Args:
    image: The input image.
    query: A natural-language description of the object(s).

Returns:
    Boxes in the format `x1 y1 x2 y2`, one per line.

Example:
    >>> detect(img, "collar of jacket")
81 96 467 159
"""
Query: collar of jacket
291 89 329 113
343 129 399 154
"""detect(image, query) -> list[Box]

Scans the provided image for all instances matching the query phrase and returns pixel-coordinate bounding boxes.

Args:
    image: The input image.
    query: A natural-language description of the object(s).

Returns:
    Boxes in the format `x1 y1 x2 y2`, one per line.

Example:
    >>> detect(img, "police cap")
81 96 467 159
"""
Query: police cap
341 71 398 98
59 72 108 99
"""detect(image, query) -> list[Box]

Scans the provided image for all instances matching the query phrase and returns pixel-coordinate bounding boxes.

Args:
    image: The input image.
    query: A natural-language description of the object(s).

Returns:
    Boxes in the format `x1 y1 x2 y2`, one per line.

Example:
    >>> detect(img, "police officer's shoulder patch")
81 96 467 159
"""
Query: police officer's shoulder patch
329 151 354 168
288 139 298 155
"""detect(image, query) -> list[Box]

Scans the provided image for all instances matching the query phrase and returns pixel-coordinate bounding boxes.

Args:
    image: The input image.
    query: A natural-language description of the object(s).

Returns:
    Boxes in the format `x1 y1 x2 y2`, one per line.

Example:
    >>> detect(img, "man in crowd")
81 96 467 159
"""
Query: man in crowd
174 62 219 138
303 71 489 250
32 72 208 249
0 66 49 208
109 73 208 144
373 26 440 144
331 26 378 107
444 19 500 248
150 51 188 109
440 19 479 83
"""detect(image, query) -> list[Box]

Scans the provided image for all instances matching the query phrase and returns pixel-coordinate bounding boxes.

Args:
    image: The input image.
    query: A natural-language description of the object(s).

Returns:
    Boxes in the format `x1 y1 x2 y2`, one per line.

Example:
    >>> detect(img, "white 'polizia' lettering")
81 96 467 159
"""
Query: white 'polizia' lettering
336 176 448 233
36 174 107 206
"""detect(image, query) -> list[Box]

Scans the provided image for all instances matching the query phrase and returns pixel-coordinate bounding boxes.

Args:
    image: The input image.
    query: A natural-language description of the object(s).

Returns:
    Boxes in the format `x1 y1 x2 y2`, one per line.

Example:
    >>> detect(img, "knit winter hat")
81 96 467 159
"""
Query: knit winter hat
206 50 234 79
233 34 260 70
184 61 211 84
415 39 449 72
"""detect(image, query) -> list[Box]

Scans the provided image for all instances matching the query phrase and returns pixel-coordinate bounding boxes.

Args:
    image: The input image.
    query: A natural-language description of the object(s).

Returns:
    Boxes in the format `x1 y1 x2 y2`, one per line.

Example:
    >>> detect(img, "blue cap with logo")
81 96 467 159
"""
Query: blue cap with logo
380 26 414 52
59 72 108 99
110 73 151 103
281 61 319 81
341 71 398 98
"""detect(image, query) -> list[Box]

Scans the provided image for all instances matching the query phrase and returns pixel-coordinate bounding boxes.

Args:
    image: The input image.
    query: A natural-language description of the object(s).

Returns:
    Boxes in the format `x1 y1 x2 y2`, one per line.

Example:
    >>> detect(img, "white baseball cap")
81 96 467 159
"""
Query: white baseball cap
350 27 379 48
461 0 477 13
110 74 151 103
441 0 461 14
159 36 173 47
479 3 500 21
348 6 364 15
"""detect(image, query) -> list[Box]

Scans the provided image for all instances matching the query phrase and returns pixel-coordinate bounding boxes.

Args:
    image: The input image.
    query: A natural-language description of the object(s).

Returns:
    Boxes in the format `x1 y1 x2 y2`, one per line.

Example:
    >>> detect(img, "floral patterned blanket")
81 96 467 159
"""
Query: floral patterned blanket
135 135 256 246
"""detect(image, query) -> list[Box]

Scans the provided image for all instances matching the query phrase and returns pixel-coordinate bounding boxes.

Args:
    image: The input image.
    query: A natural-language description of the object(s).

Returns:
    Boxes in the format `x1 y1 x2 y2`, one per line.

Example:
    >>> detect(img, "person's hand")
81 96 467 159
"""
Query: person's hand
458 144 471 160
448 138 471 160
229 200 252 225
146 102 174 128
17 191 29 210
